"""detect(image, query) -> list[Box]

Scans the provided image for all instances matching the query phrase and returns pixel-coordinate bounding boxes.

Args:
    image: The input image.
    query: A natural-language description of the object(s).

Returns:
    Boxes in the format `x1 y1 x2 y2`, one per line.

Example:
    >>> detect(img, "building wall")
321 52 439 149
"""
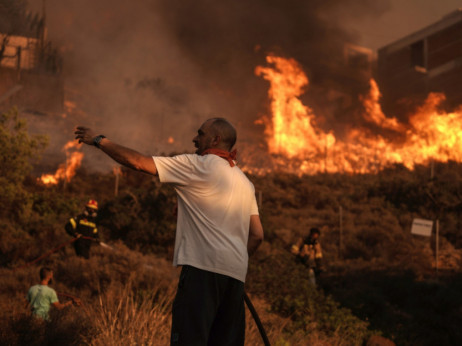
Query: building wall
378 10 462 111
427 20 462 70
0 34 39 70
0 29 63 115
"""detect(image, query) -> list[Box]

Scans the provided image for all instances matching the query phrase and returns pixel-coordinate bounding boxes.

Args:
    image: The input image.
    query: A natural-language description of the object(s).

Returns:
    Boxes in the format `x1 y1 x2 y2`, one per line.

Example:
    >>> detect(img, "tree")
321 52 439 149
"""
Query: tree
0 108 48 220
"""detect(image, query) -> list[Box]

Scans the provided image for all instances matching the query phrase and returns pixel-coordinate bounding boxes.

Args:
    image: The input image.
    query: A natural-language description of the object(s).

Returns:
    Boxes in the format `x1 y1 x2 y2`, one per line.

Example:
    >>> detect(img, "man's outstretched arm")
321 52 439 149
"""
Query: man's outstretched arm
74 126 157 176
248 215 264 256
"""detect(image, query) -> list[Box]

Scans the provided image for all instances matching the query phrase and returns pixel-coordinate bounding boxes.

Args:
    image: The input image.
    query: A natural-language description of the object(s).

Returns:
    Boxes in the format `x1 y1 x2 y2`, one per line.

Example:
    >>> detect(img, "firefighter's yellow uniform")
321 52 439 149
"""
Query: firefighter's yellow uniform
65 200 99 259
291 230 323 286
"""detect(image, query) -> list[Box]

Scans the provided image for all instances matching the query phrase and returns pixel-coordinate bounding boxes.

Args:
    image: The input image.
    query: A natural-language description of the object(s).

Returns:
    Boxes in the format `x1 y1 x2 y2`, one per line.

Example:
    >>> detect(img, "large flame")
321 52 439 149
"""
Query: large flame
255 55 462 174
255 56 335 159
40 141 84 184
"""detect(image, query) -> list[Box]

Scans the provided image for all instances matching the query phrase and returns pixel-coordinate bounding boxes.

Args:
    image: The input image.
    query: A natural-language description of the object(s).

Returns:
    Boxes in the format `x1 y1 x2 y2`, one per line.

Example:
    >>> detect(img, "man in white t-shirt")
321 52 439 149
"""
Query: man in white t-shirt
75 118 264 345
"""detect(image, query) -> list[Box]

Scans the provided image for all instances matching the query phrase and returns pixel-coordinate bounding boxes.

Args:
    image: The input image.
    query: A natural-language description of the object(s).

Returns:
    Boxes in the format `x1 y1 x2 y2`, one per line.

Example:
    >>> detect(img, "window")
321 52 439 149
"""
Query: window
410 40 425 68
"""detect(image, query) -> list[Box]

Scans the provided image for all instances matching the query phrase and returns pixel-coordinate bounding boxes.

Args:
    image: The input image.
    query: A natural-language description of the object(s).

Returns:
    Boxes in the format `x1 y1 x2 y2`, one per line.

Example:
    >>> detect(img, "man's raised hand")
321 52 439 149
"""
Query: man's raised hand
74 126 97 146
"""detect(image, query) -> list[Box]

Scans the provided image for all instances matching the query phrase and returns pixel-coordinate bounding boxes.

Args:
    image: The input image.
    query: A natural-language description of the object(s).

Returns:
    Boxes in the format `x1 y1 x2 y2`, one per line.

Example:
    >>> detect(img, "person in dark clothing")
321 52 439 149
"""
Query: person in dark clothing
291 227 323 286
65 200 99 259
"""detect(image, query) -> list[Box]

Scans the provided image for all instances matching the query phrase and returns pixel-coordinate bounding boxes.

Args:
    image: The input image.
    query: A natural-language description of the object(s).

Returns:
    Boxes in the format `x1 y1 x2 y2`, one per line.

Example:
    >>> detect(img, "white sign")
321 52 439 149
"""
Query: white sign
411 218 433 237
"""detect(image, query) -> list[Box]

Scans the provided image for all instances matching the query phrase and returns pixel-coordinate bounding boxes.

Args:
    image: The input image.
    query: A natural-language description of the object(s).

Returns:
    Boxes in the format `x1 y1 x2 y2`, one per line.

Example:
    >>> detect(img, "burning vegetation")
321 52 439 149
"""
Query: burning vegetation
255 55 462 174
33 53 462 187
39 140 83 185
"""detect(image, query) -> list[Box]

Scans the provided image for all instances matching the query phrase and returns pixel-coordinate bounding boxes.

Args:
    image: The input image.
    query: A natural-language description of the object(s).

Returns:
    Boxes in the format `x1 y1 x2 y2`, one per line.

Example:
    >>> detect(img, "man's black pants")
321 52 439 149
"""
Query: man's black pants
171 265 245 346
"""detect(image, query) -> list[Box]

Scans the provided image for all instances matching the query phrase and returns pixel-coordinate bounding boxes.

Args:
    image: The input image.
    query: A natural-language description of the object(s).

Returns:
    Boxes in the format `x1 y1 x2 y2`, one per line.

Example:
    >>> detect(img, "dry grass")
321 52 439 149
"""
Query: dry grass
1 240 345 345
83 282 340 346
83 282 174 345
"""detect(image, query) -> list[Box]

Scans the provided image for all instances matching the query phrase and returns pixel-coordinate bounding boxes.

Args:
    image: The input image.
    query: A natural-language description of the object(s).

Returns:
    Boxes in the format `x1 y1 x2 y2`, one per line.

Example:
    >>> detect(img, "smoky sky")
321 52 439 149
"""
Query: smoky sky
25 0 390 170
158 0 388 84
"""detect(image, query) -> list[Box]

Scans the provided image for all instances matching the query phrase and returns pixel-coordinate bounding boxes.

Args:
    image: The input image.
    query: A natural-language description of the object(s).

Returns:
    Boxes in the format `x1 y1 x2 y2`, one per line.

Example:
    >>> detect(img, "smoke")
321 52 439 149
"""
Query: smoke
157 0 388 80
154 0 391 135
0 0 28 34
26 0 390 170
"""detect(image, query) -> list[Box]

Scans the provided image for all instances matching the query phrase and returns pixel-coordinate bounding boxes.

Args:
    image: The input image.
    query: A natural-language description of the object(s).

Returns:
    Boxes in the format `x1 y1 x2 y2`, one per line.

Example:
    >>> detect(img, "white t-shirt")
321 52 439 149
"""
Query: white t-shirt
153 154 259 282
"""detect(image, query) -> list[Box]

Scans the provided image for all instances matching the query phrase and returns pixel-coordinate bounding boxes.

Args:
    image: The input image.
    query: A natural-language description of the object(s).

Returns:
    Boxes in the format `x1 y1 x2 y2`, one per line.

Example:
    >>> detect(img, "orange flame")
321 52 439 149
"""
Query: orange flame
359 79 404 132
255 55 462 174
39 141 83 184
168 136 175 144
255 56 335 159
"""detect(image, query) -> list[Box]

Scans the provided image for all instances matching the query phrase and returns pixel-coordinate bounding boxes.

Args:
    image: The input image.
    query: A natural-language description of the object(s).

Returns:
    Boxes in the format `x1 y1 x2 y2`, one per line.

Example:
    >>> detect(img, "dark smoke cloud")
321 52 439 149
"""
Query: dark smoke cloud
155 0 391 136
26 0 390 170
158 0 389 82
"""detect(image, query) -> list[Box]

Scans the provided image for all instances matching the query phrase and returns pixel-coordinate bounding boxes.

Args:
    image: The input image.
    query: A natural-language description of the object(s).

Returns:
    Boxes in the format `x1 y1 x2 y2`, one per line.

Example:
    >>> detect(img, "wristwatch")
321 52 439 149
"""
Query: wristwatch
93 135 106 148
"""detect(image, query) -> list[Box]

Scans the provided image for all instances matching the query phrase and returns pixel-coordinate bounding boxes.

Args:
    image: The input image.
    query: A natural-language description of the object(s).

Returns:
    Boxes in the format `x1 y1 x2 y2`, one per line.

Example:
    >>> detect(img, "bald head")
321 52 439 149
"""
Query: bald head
208 118 237 151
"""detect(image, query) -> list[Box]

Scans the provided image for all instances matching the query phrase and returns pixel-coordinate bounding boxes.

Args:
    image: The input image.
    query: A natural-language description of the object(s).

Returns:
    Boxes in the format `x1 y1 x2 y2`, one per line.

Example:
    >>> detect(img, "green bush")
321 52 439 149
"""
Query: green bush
247 251 373 344
97 182 177 254
0 108 48 222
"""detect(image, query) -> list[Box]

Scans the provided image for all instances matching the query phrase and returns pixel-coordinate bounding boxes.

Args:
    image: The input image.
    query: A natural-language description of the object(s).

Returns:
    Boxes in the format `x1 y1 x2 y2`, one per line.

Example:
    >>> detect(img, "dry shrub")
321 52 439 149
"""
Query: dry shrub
0 239 180 345
245 293 290 345
83 271 332 345
83 282 175 345
54 240 178 297
0 223 34 267
244 294 344 346
1 212 370 346
0 300 94 346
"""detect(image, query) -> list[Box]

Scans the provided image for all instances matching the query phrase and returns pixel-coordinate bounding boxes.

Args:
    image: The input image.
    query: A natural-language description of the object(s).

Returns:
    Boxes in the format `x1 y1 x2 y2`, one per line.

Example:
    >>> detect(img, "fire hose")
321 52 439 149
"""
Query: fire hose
56 291 83 306
13 235 95 272
244 292 271 346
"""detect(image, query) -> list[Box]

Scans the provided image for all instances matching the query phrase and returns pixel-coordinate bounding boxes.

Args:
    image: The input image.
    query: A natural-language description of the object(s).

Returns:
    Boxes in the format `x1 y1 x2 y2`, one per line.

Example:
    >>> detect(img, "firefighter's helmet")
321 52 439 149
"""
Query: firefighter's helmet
86 199 98 210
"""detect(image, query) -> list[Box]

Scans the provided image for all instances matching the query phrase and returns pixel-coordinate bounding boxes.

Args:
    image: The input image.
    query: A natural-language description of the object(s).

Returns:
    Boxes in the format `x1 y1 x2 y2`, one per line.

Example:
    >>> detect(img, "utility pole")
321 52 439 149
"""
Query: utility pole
436 219 439 279
63 159 68 192
16 46 21 81
339 205 343 258
114 166 120 196
40 0 47 51
430 158 434 179
324 136 328 173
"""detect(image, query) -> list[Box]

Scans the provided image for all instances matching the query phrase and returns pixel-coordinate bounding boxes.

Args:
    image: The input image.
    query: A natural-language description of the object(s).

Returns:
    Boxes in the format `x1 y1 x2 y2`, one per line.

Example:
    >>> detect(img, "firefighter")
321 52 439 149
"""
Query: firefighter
291 227 323 286
65 200 99 259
